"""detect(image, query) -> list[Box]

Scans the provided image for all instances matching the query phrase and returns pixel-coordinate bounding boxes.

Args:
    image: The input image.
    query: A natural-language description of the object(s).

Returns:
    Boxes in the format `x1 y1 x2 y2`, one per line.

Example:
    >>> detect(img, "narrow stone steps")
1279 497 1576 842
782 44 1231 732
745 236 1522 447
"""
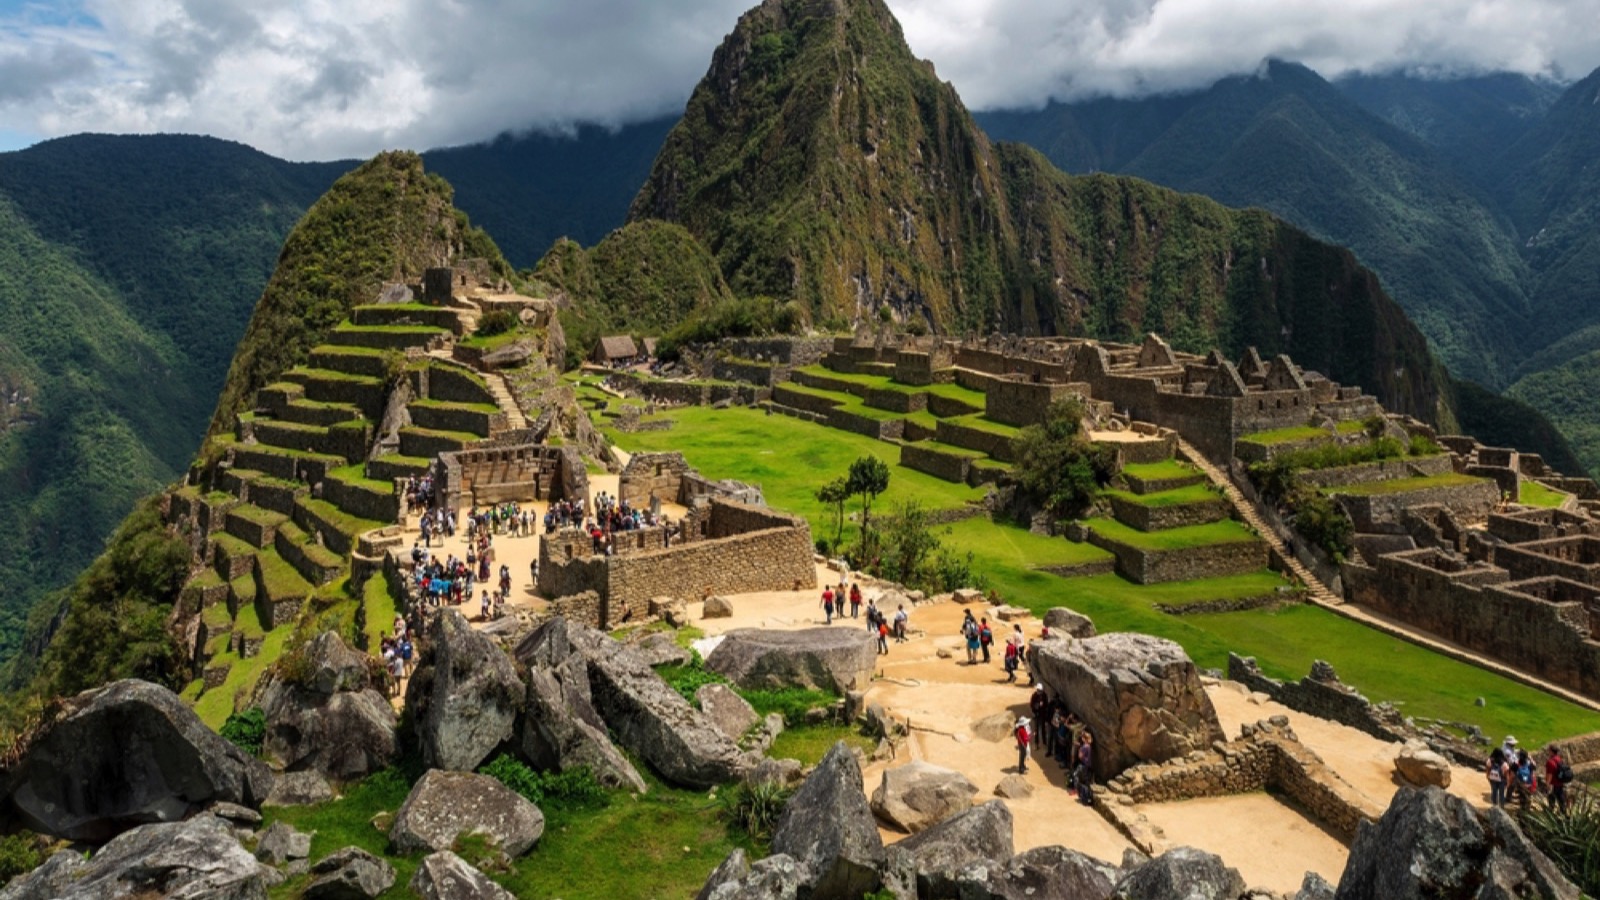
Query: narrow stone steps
484 372 529 431
1174 438 1343 604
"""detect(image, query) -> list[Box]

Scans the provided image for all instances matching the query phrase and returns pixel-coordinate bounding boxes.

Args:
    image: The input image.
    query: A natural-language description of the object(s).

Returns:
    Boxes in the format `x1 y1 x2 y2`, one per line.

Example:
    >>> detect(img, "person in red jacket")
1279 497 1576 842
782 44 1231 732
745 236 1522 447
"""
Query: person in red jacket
1544 744 1571 814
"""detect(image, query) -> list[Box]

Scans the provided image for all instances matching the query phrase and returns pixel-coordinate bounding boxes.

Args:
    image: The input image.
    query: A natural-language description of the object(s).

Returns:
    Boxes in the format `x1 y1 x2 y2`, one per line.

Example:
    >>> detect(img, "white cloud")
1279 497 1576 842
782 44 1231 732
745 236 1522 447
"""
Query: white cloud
0 0 1597 160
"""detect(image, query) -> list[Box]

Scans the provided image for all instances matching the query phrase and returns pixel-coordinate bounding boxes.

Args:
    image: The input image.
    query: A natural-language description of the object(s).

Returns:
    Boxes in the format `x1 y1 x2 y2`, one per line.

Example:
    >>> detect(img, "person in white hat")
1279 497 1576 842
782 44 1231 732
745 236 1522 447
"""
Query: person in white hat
1014 716 1032 774
1502 735 1519 759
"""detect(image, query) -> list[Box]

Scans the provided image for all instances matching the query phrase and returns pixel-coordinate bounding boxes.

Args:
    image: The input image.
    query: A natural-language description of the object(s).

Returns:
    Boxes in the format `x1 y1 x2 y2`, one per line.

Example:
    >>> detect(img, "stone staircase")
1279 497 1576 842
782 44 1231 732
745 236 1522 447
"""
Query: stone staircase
1173 437 1343 606
485 371 529 430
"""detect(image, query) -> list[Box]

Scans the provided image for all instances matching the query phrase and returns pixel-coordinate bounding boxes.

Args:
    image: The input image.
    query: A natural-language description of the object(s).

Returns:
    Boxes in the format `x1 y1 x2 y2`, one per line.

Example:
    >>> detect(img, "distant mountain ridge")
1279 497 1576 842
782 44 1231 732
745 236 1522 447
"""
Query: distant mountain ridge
977 60 1600 474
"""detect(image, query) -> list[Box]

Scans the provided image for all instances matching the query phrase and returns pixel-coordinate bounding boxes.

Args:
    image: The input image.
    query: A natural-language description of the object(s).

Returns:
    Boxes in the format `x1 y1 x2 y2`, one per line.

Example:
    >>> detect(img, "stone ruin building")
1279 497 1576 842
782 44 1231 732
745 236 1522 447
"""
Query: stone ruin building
536 452 816 629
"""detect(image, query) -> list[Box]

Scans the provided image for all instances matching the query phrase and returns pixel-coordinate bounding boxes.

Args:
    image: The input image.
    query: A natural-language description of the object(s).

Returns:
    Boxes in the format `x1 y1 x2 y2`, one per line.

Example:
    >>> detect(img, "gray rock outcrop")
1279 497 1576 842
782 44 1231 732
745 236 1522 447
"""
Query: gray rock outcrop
263 770 334 807
255 821 311 866
409 850 516 900
304 846 395 899
697 683 760 742
1113 846 1245 900
977 845 1122 900
517 635 648 792
993 774 1034 799
389 770 545 859
770 741 884 898
703 596 735 618
869 760 979 833
705 627 877 694
1031 633 1224 779
1393 740 1452 788
0 814 273 899
258 631 397 781
1334 786 1578 899
634 630 693 667
1043 607 1096 638
1294 872 1336 900
699 853 805 900
406 609 523 772
0 679 273 841
896 800 1015 898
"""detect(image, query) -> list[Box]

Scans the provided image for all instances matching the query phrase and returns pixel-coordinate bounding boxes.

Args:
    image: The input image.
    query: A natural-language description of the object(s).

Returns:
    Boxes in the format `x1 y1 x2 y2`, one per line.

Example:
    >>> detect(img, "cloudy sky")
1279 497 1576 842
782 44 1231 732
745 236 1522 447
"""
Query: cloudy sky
1 0 1596 160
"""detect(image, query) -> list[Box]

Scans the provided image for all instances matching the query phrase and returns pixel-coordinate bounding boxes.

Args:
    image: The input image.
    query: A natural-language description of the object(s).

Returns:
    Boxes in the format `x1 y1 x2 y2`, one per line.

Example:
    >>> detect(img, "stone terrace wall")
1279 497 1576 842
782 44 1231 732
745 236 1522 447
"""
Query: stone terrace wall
721 336 834 366
436 444 584 511
985 379 1086 428
1084 529 1266 585
618 452 695 508
1494 536 1600 585
1107 495 1229 532
1227 655 1407 744
1335 478 1499 531
1298 454 1454 489
1345 550 1600 698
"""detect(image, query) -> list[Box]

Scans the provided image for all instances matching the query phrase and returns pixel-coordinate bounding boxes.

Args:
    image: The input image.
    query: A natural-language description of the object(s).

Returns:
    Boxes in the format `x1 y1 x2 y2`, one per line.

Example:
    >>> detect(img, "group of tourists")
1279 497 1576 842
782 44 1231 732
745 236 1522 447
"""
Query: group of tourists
1015 684 1096 805
379 614 418 698
1487 735 1573 814
543 497 586 532
960 610 1033 682
402 473 437 515
417 507 455 547
408 535 512 622
817 582 909 654
466 502 533 538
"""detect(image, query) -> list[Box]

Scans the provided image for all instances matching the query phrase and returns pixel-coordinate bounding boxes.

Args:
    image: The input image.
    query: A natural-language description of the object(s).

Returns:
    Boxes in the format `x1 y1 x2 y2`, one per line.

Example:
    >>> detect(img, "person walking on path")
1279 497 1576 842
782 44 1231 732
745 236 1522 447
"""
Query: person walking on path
893 604 909 642
1029 686 1049 748
978 618 994 663
877 620 889 655
1014 717 1032 774
1486 748 1509 807
1075 731 1095 806
1003 634 1021 682
821 587 835 624
1545 744 1572 814
849 584 862 618
962 611 980 664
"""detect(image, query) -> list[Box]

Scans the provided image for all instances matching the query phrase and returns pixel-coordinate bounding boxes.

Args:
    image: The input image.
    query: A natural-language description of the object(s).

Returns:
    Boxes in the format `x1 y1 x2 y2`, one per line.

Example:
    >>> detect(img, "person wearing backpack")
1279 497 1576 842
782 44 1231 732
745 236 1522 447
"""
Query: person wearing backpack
1014 717 1032 774
1513 749 1537 812
1545 744 1572 814
1486 748 1508 807
961 611 980 664
978 618 994 664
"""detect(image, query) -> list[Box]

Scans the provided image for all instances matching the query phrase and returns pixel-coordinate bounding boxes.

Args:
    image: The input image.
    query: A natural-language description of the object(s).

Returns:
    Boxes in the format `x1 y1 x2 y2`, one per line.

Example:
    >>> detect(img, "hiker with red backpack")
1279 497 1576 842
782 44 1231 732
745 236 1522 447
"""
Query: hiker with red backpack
1545 744 1573 814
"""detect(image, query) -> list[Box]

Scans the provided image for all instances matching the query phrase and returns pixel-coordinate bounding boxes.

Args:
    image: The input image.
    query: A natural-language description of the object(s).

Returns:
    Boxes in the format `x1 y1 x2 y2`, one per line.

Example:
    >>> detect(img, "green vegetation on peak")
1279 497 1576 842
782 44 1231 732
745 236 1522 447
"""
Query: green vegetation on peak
629 0 1453 425
208 151 510 436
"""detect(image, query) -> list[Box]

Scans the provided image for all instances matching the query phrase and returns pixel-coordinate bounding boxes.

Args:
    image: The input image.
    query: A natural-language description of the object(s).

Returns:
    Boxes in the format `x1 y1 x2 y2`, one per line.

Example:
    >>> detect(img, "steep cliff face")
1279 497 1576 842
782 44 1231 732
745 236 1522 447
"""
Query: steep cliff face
208 151 510 435
629 0 1451 423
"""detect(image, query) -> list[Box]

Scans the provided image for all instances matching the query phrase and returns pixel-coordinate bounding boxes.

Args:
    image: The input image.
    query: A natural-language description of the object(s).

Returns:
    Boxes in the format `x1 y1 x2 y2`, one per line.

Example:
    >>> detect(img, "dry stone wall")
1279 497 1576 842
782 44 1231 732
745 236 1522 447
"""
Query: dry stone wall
1107 495 1229 532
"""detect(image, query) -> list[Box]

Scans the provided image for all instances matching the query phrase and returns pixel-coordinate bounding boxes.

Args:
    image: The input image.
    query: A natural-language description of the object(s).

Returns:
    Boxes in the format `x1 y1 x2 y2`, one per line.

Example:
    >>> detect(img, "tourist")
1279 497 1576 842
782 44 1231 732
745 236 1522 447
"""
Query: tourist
1544 744 1571 814
877 620 889 655
1075 731 1095 805
1029 686 1049 747
1014 717 1032 774
1502 734 1520 760
821 587 835 624
849 584 862 618
480 591 491 621
893 604 908 642
961 611 980 664
1513 748 1537 811
1486 748 1509 807
978 618 993 663
1003 634 1020 682
865 599 879 632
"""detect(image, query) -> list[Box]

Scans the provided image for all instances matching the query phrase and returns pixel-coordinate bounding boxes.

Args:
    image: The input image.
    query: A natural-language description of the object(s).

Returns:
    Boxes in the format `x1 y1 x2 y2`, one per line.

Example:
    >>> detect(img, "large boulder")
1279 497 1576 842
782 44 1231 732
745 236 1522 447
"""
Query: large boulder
1114 847 1245 900
634 630 693 667
0 679 273 841
515 624 648 792
0 814 273 899
977 845 1122 900
1393 740 1452 789
1043 607 1096 638
576 626 752 788
705 627 878 694
703 596 735 618
1335 786 1579 899
697 683 760 742
406 609 523 772
409 850 516 900
255 821 311 866
258 631 397 781
389 770 546 859
1031 633 1224 780
869 761 979 833
698 853 805 900
303 846 395 899
896 800 1015 898
770 741 884 898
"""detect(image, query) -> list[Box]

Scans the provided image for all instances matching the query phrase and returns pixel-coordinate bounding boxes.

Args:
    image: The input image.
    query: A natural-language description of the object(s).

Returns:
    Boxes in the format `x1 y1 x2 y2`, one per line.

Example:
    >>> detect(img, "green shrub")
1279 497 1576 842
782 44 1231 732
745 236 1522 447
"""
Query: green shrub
741 686 835 726
478 754 609 811
1522 788 1600 895
0 832 42 885
477 309 517 337
655 658 729 706
720 778 794 841
380 349 407 385
1409 434 1443 456
1286 487 1354 561
218 707 266 756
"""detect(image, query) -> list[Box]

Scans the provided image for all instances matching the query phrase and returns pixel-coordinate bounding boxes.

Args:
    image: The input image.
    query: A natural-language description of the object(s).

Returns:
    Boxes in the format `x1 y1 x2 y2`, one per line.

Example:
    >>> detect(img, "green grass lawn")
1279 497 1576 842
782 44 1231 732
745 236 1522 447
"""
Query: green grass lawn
941 516 1113 569
601 405 984 543
906 439 986 459
777 382 902 422
1103 483 1221 508
1121 459 1198 481
1327 472 1489 496
1239 424 1329 445
946 414 1020 438
1082 517 1258 550
1520 481 1571 509
768 725 877 765
193 624 293 729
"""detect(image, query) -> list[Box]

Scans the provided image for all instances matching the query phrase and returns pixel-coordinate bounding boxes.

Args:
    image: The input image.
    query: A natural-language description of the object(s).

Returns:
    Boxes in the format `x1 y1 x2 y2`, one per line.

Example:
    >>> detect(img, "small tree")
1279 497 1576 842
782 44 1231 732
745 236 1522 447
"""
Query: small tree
1011 398 1114 517
878 501 940 586
846 456 891 549
814 477 850 550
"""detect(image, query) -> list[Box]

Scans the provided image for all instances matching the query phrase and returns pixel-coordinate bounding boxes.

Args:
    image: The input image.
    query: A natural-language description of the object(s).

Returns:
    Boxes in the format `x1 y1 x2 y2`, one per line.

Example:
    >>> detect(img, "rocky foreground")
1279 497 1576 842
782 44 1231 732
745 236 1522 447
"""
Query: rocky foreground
0 612 1584 899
